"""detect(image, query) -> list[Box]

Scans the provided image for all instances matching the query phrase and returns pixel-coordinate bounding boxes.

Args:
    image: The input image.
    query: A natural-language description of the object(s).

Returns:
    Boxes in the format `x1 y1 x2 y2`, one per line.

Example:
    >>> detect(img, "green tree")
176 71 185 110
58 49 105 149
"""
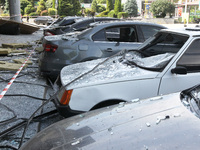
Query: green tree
97 0 106 4
150 0 175 18
72 0 81 15
114 0 121 15
106 0 113 11
58 0 80 16
97 4 106 13
46 0 53 9
3 0 9 14
36 0 46 15
80 0 92 3
91 0 97 12
20 0 31 15
124 0 138 17
52 0 55 8
24 4 33 14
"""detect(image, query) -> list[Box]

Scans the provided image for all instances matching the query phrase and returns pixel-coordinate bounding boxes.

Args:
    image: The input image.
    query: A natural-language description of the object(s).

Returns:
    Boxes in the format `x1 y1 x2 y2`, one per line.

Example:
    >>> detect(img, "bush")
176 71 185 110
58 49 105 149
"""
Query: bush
48 8 57 15
1 13 9 17
96 10 109 17
108 10 115 18
24 4 33 15
29 12 39 16
117 12 128 18
97 4 106 13
85 8 95 16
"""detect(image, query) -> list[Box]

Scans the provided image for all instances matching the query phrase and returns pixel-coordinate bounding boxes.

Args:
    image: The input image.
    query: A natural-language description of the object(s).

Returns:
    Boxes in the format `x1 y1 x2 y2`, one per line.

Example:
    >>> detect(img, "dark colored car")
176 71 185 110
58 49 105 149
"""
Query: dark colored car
34 16 54 25
39 21 166 79
20 84 200 150
43 16 82 36
43 17 120 36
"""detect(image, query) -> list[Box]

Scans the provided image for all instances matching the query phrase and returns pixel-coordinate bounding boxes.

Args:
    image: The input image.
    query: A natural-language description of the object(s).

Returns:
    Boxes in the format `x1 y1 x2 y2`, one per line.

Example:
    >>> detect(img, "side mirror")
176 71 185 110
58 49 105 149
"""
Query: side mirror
171 66 187 75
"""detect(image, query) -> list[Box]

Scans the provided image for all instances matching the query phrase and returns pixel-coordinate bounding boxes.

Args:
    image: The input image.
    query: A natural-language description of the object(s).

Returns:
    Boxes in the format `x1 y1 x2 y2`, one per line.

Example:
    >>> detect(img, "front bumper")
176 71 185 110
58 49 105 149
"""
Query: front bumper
53 97 84 118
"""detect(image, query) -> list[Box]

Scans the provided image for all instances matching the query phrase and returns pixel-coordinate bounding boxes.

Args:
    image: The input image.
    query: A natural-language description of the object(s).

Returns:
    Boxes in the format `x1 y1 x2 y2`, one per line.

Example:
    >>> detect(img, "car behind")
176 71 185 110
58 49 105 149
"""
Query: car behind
20 84 200 150
43 17 120 36
34 16 54 25
39 21 166 79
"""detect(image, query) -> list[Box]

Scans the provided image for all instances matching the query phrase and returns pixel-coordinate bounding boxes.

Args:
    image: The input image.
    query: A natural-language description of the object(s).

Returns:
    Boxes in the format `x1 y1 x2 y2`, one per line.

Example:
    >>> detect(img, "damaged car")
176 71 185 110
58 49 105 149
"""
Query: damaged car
43 17 120 36
43 16 82 36
20 84 200 150
54 27 200 117
39 21 166 78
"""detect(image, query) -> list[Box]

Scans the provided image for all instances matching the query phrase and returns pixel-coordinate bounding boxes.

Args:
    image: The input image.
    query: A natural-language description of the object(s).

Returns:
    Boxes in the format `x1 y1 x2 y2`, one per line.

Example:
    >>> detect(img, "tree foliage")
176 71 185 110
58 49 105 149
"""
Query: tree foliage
58 0 81 16
114 0 121 15
36 0 46 15
24 4 33 14
97 4 106 13
97 0 106 4
106 0 113 11
3 0 9 14
91 0 97 12
20 0 31 15
46 0 53 9
150 0 175 18
124 0 138 17
80 0 92 3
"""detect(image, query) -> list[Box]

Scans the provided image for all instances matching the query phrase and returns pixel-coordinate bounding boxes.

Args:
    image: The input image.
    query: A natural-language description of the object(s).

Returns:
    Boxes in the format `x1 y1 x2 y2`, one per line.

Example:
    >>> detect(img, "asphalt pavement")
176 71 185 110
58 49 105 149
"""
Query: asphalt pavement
0 28 63 149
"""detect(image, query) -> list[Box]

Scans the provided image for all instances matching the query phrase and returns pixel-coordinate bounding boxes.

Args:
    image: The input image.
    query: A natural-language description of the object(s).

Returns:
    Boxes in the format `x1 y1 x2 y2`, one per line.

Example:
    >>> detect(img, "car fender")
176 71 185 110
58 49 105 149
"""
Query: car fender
68 77 161 111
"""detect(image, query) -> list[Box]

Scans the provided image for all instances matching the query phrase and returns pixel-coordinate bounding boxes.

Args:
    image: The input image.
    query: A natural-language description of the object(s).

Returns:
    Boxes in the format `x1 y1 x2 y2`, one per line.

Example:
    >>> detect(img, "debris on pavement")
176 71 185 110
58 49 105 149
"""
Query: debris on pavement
0 61 23 71
13 58 32 65
0 48 12 55
1 43 32 48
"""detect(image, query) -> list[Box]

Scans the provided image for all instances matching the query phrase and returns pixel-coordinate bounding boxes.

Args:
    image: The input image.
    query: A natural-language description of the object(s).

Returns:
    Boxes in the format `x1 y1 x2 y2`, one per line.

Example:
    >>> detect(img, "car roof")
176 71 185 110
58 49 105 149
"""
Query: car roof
90 21 167 29
157 27 200 37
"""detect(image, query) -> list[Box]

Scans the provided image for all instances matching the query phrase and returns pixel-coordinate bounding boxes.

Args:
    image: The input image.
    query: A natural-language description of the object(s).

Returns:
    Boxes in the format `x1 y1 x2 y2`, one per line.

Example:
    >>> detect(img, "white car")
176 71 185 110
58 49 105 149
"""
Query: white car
54 27 200 117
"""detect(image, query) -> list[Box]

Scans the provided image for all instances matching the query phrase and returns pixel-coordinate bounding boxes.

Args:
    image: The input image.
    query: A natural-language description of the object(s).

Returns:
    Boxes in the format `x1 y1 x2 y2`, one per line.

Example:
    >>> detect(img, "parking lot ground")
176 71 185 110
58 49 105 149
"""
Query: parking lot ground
0 29 64 149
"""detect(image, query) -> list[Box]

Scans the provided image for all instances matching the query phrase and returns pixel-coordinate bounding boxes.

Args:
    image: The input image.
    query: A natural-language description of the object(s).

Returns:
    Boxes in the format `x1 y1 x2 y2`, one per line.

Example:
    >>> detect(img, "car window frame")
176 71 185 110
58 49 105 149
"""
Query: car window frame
176 38 200 73
92 25 137 42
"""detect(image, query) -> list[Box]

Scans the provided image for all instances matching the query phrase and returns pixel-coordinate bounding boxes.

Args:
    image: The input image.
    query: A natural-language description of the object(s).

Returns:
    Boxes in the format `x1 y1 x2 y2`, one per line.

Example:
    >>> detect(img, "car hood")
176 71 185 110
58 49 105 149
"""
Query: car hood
20 92 200 150
61 51 174 89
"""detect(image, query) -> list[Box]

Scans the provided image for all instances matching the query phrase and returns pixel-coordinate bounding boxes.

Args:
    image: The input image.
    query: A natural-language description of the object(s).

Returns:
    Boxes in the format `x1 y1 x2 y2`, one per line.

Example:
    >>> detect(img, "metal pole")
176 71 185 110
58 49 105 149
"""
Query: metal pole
8 0 21 23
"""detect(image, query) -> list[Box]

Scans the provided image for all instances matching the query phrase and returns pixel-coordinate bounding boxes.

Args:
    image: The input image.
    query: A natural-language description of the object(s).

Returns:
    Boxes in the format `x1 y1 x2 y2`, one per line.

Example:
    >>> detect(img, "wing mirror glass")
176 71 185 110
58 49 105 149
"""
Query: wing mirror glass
171 66 187 75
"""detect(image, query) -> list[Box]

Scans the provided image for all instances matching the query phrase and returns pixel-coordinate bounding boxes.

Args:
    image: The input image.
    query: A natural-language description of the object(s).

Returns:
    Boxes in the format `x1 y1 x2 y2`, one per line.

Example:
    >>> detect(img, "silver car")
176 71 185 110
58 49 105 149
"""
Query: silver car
39 21 166 79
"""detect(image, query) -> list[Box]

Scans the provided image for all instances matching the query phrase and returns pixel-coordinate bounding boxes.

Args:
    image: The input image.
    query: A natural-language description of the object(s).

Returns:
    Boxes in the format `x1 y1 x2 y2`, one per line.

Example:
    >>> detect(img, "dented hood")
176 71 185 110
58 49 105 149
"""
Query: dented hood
20 92 200 150
61 51 174 89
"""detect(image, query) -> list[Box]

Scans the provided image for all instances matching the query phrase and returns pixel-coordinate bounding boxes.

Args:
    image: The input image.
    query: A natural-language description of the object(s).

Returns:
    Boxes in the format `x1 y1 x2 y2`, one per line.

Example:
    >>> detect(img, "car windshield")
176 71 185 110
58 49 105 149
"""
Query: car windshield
118 32 189 71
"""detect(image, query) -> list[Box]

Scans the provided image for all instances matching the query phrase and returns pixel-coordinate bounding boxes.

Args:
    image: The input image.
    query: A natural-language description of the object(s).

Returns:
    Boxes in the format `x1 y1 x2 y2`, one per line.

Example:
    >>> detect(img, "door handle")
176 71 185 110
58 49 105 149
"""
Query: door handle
106 48 113 52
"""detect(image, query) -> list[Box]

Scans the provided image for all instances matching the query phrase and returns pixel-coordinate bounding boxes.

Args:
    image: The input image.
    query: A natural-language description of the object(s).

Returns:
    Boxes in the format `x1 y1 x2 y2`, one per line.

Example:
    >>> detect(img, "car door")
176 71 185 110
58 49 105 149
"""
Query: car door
158 38 200 95
92 26 142 57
